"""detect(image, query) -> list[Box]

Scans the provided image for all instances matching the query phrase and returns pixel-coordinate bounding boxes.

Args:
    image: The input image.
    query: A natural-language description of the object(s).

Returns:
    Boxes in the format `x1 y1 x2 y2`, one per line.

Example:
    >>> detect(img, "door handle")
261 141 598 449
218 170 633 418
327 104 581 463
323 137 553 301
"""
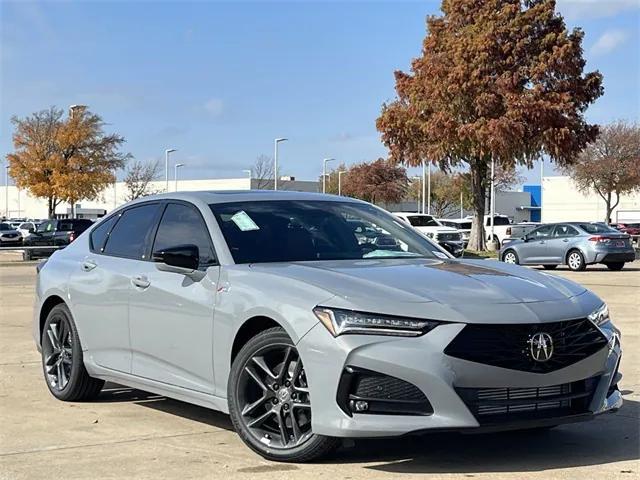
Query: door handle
562 239 569 242
131 275 151 289
81 260 97 272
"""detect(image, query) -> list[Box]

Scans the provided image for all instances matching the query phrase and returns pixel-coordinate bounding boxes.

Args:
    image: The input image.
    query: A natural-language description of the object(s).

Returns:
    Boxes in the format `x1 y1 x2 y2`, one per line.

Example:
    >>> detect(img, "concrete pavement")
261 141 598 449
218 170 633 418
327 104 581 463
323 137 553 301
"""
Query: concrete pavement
1 259 638 479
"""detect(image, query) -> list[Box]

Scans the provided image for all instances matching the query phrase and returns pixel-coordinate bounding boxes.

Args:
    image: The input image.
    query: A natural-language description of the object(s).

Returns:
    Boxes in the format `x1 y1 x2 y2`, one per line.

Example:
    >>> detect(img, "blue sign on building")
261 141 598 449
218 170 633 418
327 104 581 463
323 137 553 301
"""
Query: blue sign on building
523 185 542 222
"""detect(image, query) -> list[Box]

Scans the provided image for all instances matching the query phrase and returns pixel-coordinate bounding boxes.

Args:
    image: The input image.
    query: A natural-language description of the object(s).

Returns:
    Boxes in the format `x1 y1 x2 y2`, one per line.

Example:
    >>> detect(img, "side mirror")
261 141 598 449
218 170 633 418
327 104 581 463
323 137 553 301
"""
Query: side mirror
28 227 35 233
523 235 531 242
152 244 199 273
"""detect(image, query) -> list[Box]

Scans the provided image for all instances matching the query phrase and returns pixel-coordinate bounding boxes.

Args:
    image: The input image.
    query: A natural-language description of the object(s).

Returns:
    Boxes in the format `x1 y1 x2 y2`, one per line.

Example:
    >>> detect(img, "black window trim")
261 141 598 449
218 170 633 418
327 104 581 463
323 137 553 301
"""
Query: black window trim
150 200 219 270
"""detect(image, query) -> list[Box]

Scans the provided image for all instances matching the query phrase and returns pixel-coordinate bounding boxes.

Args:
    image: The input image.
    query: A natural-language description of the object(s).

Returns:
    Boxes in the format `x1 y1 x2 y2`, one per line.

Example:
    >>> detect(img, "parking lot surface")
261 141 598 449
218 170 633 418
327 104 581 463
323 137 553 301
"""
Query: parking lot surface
1 257 638 479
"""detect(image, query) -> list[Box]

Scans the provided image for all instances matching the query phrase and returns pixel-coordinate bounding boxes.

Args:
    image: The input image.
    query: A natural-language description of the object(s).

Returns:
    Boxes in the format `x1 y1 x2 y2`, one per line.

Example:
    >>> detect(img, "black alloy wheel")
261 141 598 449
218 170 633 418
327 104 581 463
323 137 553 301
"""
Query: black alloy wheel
228 327 337 462
41 304 103 401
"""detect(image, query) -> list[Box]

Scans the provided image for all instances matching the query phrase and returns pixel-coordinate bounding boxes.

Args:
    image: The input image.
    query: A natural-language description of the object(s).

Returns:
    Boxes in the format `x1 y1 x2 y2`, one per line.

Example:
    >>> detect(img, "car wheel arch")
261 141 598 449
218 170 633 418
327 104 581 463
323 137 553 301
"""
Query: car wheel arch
565 248 586 265
230 316 284 364
39 295 66 341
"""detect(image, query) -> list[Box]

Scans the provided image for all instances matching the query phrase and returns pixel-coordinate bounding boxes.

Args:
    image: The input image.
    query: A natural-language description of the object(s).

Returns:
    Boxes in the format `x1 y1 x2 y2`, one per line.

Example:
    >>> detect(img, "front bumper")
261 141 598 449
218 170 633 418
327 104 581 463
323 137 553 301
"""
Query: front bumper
298 320 622 437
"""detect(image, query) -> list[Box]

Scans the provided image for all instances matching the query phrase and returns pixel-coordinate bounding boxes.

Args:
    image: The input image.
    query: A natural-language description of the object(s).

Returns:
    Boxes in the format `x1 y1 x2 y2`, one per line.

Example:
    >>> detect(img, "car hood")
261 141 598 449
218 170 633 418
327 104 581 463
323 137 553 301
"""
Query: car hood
249 258 595 324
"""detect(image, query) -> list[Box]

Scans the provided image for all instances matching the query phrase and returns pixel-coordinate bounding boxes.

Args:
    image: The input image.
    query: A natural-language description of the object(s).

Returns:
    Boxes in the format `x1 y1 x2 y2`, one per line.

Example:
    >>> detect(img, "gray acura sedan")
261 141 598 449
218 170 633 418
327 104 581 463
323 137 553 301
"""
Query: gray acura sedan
34 191 622 462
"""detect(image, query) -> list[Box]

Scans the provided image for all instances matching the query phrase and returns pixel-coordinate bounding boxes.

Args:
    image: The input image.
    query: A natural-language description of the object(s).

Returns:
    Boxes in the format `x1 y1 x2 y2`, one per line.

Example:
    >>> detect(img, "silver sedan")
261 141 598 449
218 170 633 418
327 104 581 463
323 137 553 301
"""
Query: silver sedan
500 222 636 271
33 192 622 462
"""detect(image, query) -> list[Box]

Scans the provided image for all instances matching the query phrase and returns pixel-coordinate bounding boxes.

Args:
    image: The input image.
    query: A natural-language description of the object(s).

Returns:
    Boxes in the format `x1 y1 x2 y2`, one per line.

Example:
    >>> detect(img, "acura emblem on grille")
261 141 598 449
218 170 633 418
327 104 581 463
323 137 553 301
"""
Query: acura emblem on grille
528 332 554 362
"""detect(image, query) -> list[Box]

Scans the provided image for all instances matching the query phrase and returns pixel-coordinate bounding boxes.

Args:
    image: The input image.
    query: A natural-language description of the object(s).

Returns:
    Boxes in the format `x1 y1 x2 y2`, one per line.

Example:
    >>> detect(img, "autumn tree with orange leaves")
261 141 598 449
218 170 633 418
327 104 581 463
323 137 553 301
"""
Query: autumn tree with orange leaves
7 106 130 218
341 158 408 205
377 0 603 250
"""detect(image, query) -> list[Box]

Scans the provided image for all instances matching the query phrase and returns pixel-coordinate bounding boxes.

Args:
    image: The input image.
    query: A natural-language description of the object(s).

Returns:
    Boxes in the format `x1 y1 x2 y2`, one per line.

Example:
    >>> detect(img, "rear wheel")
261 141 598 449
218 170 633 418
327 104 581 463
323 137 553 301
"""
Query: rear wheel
502 250 519 265
228 327 338 462
41 304 104 401
542 265 558 270
605 262 625 271
566 250 586 271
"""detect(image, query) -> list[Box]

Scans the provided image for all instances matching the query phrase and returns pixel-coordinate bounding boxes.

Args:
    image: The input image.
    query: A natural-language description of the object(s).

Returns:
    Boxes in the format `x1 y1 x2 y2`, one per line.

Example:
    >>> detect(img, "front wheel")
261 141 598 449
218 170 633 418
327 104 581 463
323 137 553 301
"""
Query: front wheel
502 250 519 265
227 327 338 462
605 262 625 271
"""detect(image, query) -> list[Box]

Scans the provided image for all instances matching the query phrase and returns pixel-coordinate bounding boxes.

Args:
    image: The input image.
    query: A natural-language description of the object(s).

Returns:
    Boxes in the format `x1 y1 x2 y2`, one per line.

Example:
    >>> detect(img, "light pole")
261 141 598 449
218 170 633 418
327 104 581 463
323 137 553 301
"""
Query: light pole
274 138 288 190
427 161 432 215
412 175 422 212
174 163 184 192
4 165 8 219
338 171 346 196
540 156 544 222
490 155 496 245
165 148 177 192
421 161 426 214
322 158 335 194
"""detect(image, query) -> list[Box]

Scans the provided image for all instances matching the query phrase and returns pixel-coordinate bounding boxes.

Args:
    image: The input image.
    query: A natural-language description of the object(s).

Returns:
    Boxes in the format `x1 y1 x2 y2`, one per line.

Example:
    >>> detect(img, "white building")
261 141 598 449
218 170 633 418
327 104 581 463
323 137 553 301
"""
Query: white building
1 177 319 220
542 176 640 223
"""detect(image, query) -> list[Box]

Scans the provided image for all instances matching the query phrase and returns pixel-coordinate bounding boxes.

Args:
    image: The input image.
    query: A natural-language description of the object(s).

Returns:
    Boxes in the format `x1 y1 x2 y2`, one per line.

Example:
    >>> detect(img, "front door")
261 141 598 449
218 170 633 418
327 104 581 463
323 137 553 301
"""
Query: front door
129 202 219 394
520 224 555 264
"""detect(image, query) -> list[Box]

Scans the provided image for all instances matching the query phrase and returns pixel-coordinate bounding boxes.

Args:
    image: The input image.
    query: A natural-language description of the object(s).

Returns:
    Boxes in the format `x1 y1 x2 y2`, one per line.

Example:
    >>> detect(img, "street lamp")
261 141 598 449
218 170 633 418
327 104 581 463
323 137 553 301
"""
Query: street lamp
338 170 346 196
165 148 177 192
412 175 422 212
274 138 288 191
4 165 8 219
322 158 335 194
174 163 185 192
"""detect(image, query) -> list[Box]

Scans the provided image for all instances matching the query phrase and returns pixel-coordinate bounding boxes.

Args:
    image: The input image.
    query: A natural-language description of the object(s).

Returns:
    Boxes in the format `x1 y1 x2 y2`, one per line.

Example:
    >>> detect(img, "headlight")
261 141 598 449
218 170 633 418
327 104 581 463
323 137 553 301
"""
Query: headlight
313 307 441 337
588 303 610 326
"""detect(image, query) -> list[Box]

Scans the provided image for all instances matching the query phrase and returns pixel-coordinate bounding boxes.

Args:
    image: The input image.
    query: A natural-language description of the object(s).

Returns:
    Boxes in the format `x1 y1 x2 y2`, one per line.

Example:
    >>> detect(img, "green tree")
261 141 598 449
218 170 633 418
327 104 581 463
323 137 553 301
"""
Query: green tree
377 0 603 249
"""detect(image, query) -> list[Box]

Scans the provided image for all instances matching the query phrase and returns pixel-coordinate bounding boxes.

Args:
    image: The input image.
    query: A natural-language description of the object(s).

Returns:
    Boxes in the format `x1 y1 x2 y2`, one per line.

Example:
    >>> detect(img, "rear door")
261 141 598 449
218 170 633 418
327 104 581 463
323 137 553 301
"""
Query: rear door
68 203 162 373
546 224 579 264
128 201 220 393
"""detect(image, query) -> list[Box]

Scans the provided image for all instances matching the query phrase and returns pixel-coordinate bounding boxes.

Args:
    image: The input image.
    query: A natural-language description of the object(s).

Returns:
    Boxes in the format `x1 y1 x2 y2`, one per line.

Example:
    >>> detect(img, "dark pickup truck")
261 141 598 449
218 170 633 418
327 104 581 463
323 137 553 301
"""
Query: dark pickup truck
23 218 93 260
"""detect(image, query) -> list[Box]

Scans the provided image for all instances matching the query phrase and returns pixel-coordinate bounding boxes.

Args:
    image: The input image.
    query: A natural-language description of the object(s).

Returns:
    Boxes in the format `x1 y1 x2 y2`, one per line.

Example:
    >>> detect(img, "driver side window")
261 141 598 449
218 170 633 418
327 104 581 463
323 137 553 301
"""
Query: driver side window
530 225 554 238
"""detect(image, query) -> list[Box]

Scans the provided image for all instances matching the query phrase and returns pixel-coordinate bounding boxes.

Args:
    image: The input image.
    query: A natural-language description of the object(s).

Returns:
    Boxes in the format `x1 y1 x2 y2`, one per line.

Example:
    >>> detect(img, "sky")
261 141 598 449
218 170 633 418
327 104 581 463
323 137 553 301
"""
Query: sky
1 0 639 186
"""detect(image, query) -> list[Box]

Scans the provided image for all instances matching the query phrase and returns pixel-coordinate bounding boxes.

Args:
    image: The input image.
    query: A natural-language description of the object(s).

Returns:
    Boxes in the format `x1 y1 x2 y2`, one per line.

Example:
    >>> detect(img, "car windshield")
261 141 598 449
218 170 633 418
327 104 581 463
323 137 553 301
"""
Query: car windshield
405 215 440 227
210 200 443 264
579 223 619 234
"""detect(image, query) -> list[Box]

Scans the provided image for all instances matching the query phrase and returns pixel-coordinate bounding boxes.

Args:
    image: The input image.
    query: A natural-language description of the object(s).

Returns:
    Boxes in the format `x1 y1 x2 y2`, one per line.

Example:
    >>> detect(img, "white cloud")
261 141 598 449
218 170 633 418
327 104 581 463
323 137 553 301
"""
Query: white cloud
590 30 629 56
557 0 639 20
203 98 224 117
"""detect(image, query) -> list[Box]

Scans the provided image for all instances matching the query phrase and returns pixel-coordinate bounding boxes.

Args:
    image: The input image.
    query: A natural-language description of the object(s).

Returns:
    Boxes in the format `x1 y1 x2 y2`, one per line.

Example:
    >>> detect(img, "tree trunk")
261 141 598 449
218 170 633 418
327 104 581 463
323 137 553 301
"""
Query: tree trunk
604 191 612 224
48 197 55 219
468 159 487 251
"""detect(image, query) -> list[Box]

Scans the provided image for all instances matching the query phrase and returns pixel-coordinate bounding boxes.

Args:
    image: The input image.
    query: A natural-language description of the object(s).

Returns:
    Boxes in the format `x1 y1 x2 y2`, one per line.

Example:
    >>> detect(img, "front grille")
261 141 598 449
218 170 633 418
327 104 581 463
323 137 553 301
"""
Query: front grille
456 377 598 424
336 367 433 416
437 232 461 242
444 318 608 373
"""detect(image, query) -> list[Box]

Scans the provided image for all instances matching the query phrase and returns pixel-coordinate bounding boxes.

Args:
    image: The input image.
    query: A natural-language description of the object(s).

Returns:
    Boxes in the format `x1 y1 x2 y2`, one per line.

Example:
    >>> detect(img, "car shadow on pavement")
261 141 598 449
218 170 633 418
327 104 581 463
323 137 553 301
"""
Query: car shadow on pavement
331 399 639 474
97 382 234 431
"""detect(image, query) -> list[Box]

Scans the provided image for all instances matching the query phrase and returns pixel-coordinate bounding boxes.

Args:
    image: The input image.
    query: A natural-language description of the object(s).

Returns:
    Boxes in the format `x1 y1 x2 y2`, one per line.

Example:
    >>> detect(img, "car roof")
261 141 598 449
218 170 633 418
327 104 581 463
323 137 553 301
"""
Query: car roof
126 190 365 206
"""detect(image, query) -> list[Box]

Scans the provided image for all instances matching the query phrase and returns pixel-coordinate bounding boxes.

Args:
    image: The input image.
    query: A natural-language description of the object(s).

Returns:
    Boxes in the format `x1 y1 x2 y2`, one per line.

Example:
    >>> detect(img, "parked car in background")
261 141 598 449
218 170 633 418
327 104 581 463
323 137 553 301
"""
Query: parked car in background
22 218 93 260
438 218 471 246
394 213 464 257
500 222 635 271
611 222 640 241
0 222 23 246
17 221 39 239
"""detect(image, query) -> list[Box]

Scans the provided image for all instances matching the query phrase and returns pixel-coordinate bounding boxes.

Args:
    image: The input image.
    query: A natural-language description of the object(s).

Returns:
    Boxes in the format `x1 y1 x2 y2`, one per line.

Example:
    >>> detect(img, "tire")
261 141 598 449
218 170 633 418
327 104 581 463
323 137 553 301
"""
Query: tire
227 327 338 462
542 265 558 270
22 249 32 261
566 250 586 271
605 262 625 271
41 303 104 401
502 250 519 265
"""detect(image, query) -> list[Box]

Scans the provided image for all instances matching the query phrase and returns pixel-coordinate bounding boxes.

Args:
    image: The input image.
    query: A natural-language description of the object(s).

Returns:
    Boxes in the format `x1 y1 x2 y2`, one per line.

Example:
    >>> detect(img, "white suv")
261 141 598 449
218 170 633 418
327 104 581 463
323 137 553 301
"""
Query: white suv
393 212 463 243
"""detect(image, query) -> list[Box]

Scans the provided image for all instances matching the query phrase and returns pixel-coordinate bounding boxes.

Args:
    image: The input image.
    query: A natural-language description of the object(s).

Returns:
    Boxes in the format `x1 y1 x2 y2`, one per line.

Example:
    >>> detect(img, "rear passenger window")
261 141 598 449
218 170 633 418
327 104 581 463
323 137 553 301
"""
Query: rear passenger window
103 204 160 259
58 221 73 231
90 216 119 253
153 203 217 268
